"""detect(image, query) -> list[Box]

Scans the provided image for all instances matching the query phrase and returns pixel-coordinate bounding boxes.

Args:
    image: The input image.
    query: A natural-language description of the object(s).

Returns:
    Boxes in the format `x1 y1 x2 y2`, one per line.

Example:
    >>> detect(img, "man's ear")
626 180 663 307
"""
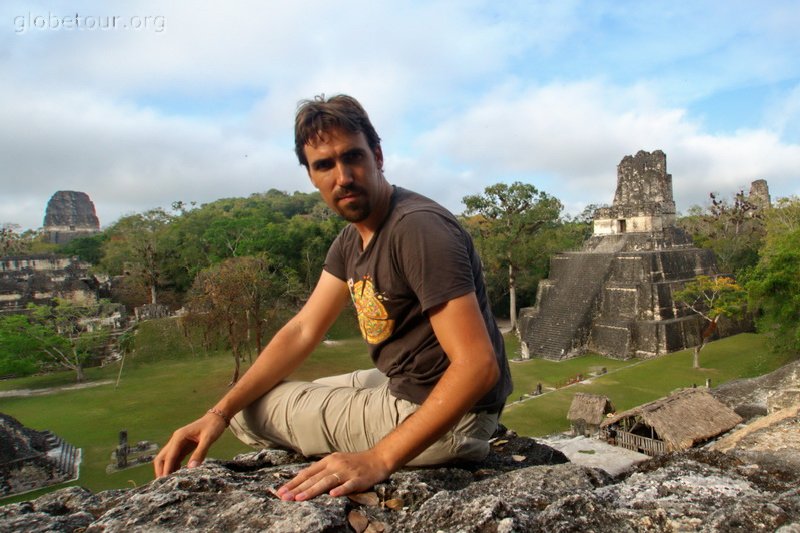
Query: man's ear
374 145 384 170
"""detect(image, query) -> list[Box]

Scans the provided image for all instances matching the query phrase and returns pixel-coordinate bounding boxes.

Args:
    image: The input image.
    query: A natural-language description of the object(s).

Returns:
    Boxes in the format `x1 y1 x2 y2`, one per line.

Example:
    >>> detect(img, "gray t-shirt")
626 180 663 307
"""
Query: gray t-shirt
324 186 511 412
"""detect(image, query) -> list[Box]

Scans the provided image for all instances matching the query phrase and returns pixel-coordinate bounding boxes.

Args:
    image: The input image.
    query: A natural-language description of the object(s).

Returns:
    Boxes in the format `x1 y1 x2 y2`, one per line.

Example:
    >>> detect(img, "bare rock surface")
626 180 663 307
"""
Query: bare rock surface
712 404 800 470
713 359 800 418
2 430 799 532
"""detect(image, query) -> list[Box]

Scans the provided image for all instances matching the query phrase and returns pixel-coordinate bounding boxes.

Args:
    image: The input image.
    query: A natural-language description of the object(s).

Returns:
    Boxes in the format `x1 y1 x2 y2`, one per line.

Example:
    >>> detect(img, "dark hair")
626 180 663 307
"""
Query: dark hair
294 94 381 168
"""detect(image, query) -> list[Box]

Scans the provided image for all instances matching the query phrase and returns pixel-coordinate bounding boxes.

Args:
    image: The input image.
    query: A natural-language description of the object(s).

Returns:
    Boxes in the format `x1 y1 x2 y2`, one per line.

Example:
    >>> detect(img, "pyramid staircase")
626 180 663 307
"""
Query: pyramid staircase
520 252 615 360
44 431 80 480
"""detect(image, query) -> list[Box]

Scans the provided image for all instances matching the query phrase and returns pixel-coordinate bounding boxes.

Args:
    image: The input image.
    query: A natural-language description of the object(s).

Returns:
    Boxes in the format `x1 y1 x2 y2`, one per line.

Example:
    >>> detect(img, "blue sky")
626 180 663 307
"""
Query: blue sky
2 0 799 231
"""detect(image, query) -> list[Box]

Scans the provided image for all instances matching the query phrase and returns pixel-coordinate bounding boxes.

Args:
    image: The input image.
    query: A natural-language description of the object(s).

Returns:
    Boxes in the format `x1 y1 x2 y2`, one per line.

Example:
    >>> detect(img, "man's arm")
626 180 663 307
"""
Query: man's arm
277 291 500 501
153 271 350 477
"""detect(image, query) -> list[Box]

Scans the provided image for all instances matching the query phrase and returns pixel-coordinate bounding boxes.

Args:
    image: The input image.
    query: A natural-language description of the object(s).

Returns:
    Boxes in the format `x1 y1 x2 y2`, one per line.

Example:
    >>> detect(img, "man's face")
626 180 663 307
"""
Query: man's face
304 128 384 223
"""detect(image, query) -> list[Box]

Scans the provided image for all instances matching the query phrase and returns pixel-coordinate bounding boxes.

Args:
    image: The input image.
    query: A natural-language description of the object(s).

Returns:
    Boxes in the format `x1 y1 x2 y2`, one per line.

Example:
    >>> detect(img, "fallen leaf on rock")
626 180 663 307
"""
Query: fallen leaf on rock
366 520 387 532
511 455 526 462
348 491 380 506
266 486 281 499
491 439 509 447
382 498 404 510
348 510 369 533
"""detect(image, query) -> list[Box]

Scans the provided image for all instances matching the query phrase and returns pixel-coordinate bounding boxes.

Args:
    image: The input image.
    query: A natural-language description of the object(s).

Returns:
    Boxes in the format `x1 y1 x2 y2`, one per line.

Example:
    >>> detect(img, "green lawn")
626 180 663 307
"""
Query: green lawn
0 319 370 505
501 333 794 436
0 323 793 506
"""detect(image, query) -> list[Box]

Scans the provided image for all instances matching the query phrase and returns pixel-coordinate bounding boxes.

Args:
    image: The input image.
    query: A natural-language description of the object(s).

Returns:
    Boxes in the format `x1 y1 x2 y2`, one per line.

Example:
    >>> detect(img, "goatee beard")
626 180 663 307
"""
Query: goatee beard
339 202 371 222
335 185 371 222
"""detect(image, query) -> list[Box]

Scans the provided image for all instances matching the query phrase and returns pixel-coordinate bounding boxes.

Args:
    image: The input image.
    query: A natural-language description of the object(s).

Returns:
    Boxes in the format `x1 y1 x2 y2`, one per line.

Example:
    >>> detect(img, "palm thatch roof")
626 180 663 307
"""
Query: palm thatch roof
601 388 743 452
567 393 614 426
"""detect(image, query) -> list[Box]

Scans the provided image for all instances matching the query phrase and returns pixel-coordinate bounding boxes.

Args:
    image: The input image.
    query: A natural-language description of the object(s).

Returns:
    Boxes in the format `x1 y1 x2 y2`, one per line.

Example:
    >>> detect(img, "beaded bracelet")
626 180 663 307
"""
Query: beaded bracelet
207 407 231 426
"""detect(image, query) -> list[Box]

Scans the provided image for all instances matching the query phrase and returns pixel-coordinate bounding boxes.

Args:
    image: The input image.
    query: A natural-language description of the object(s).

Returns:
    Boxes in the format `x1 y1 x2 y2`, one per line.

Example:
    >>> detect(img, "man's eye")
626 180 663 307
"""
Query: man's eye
344 152 364 164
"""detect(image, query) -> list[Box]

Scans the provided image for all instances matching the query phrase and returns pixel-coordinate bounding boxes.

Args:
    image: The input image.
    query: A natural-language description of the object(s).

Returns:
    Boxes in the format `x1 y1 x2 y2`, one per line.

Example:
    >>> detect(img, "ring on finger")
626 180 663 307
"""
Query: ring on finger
331 472 342 484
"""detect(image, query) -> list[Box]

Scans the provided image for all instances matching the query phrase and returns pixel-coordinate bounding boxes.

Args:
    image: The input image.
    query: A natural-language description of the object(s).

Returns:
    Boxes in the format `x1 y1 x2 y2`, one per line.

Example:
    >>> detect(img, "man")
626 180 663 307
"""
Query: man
154 94 512 501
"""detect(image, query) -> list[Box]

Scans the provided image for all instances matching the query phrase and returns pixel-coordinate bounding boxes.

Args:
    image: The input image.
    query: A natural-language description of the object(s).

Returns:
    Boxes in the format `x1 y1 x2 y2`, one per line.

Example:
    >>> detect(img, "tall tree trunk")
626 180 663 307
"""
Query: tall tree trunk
230 349 240 385
692 345 702 369
150 284 158 305
508 262 517 333
693 317 719 369
75 363 85 383
252 303 264 355
227 318 240 384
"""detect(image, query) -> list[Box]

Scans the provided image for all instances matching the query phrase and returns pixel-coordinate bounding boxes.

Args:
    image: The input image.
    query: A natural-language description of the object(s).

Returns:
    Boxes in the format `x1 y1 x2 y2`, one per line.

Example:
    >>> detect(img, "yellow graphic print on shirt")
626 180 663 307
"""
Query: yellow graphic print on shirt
348 275 394 344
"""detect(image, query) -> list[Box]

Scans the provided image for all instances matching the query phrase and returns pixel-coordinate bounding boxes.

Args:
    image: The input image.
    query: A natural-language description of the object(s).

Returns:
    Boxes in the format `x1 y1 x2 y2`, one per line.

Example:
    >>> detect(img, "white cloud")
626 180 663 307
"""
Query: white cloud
0 82 310 229
2 0 800 231
409 80 800 215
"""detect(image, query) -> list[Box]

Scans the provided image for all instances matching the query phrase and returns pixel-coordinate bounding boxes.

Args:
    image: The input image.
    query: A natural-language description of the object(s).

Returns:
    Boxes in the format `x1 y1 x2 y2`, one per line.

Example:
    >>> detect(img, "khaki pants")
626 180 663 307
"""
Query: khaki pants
229 369 498 466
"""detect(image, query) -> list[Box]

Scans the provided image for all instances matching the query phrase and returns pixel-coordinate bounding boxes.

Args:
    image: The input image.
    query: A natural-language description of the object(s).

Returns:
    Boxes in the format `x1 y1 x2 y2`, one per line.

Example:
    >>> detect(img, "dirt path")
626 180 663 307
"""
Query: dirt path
0 380 114 398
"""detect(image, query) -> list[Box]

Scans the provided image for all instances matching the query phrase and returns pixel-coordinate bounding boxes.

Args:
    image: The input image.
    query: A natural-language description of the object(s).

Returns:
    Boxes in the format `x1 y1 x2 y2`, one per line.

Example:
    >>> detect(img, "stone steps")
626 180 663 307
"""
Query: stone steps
522 253 615 360
43 430 79 479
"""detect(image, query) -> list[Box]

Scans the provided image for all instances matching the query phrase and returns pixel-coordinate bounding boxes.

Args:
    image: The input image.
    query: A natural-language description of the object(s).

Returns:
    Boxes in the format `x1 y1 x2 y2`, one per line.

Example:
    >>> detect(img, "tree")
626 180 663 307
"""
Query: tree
101 209 175 305
0 300 112 381
746 196 800 354
0 314 42 376
184 254 296 383
674 275 747 368
157 190 342 297
463 182 563 332
1 223 31 256
94 190 340 308
678 190 765 276
59 233 107 264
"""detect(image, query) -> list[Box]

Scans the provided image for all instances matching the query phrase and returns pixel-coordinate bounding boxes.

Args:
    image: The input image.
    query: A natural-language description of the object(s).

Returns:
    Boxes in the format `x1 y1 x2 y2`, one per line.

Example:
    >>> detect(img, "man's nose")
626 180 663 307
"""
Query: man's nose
333 161 354 186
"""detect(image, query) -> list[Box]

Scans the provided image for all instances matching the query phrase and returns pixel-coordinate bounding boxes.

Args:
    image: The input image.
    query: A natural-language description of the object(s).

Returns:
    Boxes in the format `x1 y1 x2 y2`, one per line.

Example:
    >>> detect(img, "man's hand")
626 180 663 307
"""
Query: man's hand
276 450 391 501
153 412 227 477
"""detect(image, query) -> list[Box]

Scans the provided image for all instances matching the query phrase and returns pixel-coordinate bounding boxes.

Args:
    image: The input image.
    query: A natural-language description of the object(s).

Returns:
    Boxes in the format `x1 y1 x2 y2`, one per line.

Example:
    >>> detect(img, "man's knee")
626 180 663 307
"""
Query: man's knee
407 411 498 466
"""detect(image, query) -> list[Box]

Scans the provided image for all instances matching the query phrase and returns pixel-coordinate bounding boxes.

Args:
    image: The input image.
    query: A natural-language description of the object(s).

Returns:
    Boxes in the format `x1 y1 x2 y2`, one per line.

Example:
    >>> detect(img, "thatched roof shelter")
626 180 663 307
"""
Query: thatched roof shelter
567 393 614 426
601 388 742 452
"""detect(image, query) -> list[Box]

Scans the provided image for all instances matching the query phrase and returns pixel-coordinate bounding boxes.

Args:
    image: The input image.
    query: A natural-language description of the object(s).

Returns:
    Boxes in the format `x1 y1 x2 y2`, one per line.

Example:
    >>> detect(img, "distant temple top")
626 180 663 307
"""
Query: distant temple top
43 191 100 245
593 150 676 236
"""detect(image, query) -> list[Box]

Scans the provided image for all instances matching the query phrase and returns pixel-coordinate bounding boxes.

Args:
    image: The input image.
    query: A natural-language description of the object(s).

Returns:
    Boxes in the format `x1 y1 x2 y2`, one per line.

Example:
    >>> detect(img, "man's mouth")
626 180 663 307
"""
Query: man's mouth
335 188 363 202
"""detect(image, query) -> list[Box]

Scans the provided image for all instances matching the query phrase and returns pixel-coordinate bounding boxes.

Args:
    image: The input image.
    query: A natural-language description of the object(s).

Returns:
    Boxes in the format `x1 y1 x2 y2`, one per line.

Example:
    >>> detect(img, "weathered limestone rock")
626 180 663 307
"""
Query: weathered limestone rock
43 191 100 245
711 359 800 470
711 404 800 468
2 428 798 532
519 150 732 360
713 359 800 419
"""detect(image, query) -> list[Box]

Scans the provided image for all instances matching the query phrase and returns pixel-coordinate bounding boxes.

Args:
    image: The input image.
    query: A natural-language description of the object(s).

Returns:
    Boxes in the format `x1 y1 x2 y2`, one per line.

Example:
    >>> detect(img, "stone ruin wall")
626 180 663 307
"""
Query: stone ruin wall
0 255 99 312
612 149 675 210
